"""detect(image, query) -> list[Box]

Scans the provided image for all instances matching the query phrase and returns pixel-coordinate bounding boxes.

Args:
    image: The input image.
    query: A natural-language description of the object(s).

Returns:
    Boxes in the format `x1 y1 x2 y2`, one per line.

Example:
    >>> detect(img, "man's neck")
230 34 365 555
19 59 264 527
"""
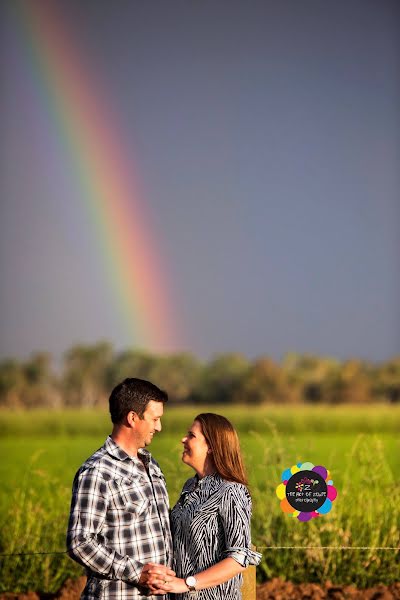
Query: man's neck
111 426 139 458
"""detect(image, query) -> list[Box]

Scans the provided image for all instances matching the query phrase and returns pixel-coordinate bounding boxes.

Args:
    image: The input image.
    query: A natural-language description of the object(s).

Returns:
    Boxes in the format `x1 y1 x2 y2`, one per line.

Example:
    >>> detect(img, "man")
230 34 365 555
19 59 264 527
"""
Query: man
67 378 174 599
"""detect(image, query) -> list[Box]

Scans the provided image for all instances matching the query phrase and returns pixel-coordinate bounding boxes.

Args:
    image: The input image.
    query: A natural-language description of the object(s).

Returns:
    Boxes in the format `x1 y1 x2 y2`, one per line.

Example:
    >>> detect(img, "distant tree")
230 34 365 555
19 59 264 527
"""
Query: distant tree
233 356 295 404
0 353 60 408
23 352 51 385
193 353 249 404
23 352 61 408
62 341 113 407
106 349 155 389
343 359 370 403
373 356 400 403
282 353 340 403
0 343 398 408
0 359 25 407
106 351 201 403
146 353 202 403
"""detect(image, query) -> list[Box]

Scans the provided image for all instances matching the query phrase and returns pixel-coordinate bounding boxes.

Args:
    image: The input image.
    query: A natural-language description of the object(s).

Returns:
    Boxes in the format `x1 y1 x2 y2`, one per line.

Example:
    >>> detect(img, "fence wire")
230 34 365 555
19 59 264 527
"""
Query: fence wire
0 545 398 558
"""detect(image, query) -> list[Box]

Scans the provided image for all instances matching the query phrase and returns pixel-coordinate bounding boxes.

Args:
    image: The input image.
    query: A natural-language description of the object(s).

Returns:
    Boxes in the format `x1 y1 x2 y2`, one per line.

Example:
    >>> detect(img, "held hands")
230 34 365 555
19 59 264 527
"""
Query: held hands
147 575 189 595
138 563 177 595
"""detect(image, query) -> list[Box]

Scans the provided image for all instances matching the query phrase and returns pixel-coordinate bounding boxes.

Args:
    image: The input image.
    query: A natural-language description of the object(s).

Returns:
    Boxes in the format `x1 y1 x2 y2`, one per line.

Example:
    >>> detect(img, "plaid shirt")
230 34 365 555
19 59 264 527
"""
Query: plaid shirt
67 436 172 600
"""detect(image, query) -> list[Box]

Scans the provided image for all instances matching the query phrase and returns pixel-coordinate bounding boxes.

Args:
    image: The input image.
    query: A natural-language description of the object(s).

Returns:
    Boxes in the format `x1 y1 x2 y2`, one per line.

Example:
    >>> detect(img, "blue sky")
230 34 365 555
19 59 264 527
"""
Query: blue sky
0 0 399 362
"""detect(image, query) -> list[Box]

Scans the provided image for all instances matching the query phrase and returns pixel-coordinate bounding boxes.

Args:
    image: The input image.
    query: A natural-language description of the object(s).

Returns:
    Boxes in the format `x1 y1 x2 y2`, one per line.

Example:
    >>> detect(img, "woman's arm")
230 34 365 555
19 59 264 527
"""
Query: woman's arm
154 557 245 594
194 557 246 587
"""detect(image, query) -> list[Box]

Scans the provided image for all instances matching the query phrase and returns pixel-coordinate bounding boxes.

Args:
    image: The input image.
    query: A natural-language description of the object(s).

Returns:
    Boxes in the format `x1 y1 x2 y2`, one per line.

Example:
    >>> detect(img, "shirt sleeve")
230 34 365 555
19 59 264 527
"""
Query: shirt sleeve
66 467 144 583
219 484 262 567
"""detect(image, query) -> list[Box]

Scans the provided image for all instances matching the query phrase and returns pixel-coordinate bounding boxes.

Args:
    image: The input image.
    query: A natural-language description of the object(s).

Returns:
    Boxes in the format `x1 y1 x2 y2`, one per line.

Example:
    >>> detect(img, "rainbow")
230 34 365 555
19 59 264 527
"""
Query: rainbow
13 0 180 351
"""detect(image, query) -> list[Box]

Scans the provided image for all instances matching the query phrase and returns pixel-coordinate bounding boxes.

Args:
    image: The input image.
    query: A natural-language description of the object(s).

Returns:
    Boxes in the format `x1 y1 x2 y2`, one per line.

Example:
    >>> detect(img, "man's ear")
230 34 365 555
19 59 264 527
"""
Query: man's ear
127 411 139 426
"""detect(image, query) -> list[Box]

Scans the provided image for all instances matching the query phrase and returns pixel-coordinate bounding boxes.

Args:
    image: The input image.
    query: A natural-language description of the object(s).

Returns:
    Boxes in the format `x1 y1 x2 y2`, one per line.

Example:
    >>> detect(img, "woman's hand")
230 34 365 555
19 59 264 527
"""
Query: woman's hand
153 576 188 594
139 563 176 595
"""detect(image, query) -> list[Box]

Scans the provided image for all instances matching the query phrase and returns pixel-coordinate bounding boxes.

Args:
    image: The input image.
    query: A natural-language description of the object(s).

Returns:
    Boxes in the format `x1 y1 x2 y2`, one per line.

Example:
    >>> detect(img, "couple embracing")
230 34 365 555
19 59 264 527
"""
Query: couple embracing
67 378 261 600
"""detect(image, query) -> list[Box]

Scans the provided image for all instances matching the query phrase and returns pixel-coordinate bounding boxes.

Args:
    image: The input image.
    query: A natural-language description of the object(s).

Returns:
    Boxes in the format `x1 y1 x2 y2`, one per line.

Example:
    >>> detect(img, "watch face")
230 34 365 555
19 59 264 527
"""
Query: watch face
186 576 197 587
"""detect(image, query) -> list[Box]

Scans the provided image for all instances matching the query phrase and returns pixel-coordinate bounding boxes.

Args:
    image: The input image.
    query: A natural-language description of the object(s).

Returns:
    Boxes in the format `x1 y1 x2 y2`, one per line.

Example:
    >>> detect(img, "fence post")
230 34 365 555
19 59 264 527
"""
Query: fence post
242 563 256 600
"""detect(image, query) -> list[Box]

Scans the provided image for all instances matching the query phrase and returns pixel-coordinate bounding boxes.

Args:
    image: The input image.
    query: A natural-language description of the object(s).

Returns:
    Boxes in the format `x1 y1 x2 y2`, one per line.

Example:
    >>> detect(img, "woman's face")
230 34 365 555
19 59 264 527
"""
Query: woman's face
181 420 210 473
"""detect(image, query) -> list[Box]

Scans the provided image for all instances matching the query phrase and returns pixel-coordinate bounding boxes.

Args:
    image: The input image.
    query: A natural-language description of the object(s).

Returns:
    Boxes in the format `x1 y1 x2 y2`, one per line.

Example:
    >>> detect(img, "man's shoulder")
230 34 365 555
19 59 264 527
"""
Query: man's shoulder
75 441 118 481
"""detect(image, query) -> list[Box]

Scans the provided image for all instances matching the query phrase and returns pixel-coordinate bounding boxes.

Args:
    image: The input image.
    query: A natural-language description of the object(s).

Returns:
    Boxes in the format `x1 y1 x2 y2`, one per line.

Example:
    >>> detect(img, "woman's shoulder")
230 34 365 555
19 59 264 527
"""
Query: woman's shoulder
219 479 252 504
179 474 251 501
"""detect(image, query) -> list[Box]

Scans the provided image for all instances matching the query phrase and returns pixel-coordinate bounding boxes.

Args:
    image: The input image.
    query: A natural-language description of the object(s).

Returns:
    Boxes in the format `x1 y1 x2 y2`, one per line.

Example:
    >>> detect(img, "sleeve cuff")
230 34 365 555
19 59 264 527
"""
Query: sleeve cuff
121 558 145 583
223 546 262 567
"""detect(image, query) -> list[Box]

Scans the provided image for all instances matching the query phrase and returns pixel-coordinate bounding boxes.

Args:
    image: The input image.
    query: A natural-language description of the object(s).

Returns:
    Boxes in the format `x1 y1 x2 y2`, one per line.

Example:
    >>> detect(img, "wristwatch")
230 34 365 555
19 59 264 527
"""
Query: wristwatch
185 576 198 591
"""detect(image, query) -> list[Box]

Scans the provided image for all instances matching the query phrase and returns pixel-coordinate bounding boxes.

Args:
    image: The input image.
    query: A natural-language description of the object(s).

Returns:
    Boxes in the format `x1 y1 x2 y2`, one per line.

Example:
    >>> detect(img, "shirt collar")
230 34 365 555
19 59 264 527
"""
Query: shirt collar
187 472 221 491
104 436 161 474
105 436 131 461
196 472 220 485
138 448 152 468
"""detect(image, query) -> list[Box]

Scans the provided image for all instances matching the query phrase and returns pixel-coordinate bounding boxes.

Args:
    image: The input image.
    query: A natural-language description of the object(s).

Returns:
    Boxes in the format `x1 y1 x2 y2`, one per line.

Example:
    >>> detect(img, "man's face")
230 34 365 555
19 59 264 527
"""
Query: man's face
134 400 164 449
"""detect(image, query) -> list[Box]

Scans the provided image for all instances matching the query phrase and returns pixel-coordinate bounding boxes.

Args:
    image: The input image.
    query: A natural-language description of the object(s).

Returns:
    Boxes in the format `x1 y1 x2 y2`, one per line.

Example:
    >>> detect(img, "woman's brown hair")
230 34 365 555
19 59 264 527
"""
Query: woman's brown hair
195 413 248 486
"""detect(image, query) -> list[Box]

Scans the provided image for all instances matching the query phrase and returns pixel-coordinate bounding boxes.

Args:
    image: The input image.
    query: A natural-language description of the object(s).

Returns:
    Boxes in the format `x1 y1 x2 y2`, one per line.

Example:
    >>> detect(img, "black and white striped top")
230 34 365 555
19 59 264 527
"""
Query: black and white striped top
170 473 261 600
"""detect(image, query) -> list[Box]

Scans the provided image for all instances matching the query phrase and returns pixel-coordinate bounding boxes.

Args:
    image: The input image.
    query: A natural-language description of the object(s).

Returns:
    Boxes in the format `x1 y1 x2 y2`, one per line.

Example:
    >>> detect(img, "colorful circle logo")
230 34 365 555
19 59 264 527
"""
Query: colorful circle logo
276 461 337 522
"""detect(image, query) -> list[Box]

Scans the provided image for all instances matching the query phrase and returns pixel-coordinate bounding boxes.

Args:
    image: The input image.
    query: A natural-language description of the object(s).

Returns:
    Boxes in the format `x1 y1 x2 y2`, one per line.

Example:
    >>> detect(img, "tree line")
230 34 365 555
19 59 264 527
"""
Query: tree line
0 342 399 408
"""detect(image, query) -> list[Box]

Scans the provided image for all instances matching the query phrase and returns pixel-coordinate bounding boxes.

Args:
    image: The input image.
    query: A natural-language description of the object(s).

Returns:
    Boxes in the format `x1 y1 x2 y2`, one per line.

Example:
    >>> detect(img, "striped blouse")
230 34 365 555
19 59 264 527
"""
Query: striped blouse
170 473 261 600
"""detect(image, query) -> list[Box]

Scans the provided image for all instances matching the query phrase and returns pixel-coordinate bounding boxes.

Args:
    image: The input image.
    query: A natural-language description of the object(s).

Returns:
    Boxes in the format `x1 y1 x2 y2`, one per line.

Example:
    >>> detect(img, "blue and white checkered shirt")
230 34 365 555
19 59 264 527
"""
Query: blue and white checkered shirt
67 436 172 600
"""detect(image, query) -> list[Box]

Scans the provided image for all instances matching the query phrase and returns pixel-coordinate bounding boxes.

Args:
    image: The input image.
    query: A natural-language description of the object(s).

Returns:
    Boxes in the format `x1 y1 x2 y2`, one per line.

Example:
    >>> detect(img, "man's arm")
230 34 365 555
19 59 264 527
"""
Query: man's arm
67 467 173 584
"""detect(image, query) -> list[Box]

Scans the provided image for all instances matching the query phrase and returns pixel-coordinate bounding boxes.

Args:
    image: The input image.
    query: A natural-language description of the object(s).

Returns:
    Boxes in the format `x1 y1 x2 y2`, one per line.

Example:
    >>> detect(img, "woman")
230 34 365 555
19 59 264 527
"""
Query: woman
158 413 261 599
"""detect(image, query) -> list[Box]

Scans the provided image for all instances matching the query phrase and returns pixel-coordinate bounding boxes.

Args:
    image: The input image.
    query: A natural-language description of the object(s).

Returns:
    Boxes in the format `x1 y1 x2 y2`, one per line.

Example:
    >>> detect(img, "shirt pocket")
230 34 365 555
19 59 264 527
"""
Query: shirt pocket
109 476 150 517
151 471 168 498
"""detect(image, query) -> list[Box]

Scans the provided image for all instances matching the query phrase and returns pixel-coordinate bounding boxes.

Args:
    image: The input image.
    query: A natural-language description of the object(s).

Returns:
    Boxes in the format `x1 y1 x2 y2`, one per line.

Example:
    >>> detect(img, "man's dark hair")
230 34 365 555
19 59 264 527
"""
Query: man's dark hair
109 378 168 424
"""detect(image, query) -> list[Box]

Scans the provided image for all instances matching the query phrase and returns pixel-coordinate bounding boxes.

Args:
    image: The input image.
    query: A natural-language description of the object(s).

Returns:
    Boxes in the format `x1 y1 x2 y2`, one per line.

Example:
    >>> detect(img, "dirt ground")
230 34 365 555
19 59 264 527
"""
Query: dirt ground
256 578 400 599
1 577 400 600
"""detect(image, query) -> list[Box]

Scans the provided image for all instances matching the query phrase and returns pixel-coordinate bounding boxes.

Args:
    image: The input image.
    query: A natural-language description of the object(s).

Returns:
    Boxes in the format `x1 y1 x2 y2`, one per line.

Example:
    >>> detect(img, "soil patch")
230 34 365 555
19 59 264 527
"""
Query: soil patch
257 578 400 600
1 577 399 600
0 577 86 600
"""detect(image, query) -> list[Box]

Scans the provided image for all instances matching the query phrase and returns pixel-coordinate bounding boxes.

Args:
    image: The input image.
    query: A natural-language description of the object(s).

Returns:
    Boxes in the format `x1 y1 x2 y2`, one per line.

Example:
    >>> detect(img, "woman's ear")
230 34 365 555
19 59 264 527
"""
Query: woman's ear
207 448 212 454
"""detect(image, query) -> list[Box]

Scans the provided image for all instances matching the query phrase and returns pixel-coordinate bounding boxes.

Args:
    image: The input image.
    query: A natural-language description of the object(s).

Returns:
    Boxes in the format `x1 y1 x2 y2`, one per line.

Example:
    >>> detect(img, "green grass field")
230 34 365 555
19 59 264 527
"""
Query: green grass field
1 405 399 592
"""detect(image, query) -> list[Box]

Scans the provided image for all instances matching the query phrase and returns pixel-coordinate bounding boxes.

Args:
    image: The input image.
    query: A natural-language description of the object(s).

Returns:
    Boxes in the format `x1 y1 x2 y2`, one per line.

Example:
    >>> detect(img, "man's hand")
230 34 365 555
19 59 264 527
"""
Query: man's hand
138 563 176 594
